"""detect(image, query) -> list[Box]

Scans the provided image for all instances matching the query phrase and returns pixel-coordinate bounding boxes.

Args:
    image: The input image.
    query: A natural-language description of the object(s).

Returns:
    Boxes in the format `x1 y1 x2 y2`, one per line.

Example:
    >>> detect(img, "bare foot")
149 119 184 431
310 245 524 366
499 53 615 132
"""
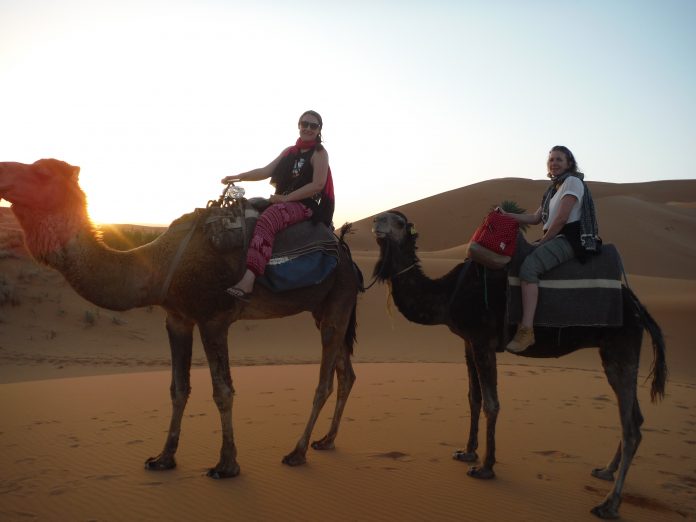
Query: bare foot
226 269 256 300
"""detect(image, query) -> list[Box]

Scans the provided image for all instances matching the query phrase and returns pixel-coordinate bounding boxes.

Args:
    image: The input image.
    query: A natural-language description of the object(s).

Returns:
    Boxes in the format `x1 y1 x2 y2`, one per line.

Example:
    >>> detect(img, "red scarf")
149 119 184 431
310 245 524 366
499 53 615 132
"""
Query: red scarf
286 138 317 156
284 139 334 201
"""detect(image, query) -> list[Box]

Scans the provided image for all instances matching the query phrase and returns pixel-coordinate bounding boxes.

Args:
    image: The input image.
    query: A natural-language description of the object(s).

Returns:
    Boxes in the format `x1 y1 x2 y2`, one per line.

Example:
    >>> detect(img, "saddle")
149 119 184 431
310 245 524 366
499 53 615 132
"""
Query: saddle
203 201 339 292
506 235 624 327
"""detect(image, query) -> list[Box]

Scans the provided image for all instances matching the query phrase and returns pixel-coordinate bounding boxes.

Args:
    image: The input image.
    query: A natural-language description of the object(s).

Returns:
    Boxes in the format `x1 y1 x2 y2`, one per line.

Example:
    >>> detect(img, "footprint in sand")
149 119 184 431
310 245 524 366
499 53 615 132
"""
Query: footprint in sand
532 450 577 459
371 451 414 462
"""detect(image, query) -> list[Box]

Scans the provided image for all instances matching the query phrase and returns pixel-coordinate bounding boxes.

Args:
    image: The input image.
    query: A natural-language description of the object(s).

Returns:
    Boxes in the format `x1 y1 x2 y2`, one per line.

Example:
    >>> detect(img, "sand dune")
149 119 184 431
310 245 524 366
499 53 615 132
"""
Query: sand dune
1 178 695 521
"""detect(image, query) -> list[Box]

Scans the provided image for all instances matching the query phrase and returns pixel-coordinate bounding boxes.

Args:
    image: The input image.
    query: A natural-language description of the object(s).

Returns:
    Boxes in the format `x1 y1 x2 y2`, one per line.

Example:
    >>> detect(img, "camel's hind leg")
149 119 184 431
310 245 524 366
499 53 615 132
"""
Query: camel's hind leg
591 339 643 519
311 344 356 451
282 320 344 466
145 313 194 471
199 318 240 479
453 340 482 463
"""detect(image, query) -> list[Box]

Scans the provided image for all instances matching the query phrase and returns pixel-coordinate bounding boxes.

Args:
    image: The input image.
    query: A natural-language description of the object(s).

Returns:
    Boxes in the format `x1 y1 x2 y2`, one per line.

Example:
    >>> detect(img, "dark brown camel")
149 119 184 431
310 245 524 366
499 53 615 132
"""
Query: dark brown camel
0 158 363 477
371 210 667 519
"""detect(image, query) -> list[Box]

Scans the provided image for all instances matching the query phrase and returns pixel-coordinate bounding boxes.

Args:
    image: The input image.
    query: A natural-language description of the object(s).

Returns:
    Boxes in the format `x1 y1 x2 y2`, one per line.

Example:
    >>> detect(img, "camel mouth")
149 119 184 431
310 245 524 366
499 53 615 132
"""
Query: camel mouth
374 233 391 247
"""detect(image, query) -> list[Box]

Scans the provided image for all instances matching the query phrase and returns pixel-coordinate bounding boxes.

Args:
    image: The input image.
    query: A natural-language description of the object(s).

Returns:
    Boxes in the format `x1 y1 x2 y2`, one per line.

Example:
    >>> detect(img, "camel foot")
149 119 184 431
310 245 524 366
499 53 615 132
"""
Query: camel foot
206 463 241 479
144 454 176 471
452 449 478 463
591 467 615 482
590 499 620 519
282 450 307 467
466 465 495 479
311 436 336 451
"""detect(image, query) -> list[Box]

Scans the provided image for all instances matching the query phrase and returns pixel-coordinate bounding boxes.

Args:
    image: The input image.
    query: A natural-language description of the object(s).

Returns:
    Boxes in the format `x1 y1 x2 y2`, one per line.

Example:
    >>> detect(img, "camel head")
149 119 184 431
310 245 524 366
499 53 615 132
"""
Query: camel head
0 159 88 261
0 159 82 209
371 211 420 281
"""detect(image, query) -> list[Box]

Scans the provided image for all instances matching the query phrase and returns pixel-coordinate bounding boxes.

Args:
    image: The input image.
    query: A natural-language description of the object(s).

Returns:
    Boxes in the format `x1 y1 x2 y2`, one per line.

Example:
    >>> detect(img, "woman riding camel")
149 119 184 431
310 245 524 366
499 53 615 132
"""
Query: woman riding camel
500 145 601 353
221 110 334 302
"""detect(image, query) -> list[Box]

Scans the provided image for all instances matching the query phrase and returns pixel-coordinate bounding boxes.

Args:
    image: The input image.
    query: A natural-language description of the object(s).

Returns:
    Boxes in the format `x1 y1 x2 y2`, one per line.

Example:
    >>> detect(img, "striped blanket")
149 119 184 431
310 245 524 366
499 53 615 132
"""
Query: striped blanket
507 241 624 327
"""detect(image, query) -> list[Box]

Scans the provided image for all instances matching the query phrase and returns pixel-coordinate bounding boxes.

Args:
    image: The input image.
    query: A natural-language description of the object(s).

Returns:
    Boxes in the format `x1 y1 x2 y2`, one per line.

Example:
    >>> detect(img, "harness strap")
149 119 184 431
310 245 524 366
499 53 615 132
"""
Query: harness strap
158 211 203 303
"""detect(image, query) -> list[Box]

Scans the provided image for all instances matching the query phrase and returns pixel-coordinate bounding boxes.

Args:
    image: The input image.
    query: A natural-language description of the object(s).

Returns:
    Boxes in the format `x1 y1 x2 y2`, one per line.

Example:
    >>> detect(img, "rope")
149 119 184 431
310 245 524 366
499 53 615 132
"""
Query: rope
158 211 203 303
362 262 417 291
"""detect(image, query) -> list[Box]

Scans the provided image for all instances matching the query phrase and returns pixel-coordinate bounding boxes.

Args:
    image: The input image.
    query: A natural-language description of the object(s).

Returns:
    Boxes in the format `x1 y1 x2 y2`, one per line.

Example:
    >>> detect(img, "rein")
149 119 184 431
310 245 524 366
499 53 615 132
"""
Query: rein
362 262 417 291
158 211 203 302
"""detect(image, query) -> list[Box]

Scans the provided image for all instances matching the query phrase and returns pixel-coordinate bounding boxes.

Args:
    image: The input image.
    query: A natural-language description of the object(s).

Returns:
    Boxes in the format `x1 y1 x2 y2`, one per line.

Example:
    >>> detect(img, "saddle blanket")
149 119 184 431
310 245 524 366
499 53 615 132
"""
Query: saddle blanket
507 243 624 327
259 220 340 292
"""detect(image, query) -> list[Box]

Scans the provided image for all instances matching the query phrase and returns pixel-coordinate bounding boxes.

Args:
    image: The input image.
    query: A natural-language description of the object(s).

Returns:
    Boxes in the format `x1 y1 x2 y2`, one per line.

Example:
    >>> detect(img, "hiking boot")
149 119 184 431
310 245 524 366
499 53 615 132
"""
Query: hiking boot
506 325 535 353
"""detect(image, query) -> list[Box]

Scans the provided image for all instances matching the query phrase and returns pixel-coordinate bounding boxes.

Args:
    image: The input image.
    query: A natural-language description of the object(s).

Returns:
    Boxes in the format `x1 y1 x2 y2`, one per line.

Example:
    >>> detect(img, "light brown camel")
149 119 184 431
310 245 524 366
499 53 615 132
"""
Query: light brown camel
0 158 362 478
372 210 667 519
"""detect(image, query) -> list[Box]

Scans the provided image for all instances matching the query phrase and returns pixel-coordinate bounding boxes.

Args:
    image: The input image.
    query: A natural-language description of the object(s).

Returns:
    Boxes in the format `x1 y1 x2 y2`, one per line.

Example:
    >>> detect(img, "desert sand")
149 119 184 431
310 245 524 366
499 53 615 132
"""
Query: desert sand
1 178 695 521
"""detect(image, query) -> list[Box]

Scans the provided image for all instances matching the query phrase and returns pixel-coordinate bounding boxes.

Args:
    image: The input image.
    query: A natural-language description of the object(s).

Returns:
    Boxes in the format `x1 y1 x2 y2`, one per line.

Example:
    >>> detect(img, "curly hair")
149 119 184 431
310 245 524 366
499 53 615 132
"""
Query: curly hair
548 145 582 178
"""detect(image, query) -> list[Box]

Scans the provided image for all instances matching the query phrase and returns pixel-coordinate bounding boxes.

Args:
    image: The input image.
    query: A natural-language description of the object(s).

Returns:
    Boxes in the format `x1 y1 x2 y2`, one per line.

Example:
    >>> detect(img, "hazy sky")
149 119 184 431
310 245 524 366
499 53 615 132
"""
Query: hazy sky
1 0 694 226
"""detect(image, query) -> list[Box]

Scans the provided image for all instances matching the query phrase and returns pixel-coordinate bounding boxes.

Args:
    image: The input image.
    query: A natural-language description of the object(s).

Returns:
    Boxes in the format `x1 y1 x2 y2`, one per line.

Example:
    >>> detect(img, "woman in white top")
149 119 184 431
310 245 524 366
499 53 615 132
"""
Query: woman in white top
500 145 598 353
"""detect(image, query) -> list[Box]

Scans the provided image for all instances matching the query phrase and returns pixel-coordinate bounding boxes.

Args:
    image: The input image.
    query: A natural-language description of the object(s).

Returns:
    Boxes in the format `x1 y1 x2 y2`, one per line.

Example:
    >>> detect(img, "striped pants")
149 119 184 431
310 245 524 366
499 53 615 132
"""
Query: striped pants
246 202 313 276
519 235 575 284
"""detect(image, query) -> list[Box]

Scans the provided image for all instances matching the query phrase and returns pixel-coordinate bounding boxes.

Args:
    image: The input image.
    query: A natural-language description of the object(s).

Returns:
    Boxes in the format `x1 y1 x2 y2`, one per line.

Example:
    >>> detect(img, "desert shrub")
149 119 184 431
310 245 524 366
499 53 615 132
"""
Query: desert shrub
83 309 98 326
0 276 19 307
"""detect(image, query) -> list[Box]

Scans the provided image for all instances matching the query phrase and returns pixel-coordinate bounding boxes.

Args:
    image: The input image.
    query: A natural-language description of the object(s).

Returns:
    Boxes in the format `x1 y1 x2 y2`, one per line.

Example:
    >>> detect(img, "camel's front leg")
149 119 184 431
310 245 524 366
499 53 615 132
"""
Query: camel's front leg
453 341 482 463
283 325 339 466
465 342 499 479
146 313 194 471
199 319 240 478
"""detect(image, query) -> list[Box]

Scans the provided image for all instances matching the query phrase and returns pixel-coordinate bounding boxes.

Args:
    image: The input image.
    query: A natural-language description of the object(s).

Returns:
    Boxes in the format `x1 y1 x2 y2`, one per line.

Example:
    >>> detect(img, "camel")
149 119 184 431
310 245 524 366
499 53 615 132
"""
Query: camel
371 210 667 519
0 158 363 478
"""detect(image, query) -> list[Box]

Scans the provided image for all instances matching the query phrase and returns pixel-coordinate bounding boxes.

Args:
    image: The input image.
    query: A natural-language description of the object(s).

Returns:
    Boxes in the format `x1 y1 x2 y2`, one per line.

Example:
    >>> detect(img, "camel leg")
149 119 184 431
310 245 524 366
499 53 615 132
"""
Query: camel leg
591 343 643 519
145 313 194 471
283 324 340 466
199 319 240 479
466 341 499 479
591 442 622 481
311 344 356 451
454 340 481 463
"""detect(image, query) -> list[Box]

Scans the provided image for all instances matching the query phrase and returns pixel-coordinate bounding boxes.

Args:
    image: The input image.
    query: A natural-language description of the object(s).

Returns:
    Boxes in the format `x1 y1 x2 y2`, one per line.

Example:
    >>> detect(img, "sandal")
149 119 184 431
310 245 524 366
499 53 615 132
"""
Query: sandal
225 287 251 303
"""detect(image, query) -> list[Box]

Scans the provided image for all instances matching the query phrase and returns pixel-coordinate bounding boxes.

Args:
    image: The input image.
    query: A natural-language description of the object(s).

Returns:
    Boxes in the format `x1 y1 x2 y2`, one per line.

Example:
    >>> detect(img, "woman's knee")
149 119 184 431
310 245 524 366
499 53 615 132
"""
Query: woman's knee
519 257 541 284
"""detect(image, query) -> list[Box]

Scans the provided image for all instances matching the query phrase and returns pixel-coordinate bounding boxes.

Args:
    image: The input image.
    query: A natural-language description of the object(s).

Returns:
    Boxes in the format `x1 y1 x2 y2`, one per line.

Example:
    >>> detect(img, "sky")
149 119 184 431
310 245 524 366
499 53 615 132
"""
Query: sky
1 0 694 226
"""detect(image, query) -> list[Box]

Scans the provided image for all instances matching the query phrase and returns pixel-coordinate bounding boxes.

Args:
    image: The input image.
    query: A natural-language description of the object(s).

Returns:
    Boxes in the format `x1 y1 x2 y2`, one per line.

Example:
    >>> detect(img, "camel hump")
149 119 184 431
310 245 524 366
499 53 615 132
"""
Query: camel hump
271 220 338 258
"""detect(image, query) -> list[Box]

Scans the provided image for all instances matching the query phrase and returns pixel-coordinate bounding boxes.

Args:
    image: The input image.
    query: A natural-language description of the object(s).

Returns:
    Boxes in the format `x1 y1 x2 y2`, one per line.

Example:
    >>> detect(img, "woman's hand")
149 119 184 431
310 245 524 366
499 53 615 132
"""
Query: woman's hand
269 194 288 204
221 175 242 184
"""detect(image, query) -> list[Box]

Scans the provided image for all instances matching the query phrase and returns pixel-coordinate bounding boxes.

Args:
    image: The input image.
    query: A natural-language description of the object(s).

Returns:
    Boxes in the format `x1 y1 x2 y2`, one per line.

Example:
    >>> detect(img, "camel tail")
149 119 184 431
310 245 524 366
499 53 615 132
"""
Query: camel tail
345 303 358 356
337 222 362 356
627 286 667 402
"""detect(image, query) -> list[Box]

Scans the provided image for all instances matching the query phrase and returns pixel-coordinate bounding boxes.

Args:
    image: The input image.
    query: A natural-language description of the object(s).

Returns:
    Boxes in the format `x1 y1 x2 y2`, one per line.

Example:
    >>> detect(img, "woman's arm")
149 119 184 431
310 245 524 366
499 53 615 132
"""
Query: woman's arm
270 149 329 203
500 206 543 226
221 148 288 184
538 195 577 244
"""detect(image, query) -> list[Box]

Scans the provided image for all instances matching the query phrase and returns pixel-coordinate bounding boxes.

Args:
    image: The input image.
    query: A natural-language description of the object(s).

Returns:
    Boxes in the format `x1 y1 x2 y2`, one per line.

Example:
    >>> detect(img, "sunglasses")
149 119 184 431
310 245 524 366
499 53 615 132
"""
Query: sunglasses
300 121 320 130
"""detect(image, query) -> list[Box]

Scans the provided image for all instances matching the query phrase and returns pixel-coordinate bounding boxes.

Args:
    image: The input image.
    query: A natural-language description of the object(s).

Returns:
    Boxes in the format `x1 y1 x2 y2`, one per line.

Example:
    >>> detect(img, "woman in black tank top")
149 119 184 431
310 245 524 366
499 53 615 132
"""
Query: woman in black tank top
220 110 335 302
